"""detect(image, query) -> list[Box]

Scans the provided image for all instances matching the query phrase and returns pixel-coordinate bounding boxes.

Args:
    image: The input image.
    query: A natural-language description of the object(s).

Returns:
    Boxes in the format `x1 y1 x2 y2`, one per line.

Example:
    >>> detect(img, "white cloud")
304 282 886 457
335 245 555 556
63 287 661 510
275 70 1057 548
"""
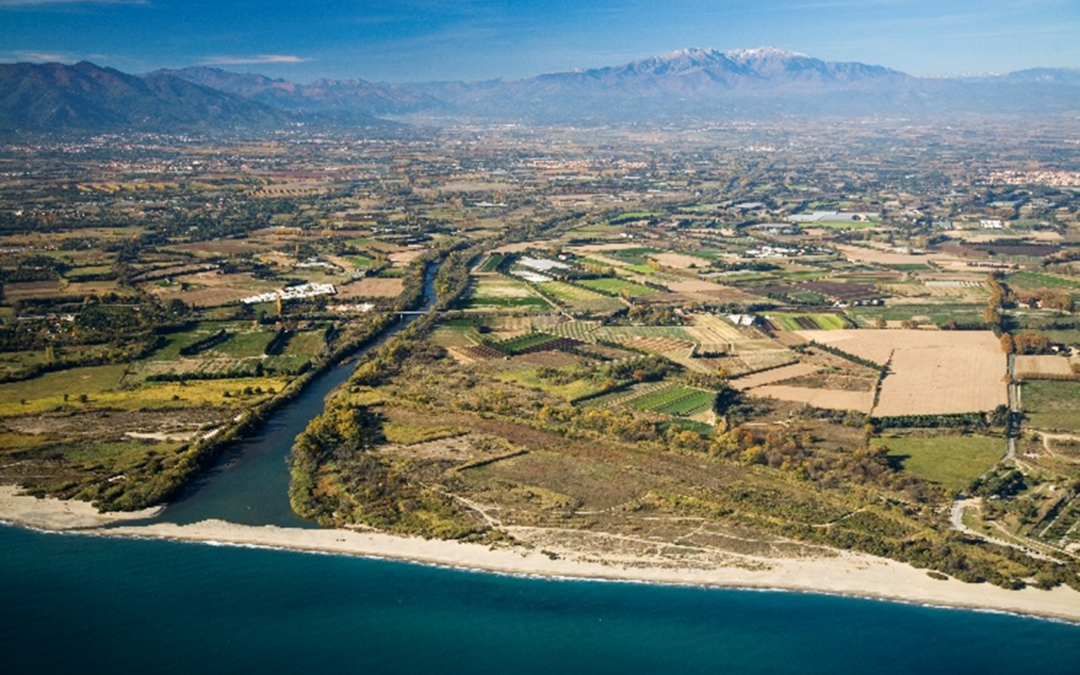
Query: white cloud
4 50 72 61
199 54 313 66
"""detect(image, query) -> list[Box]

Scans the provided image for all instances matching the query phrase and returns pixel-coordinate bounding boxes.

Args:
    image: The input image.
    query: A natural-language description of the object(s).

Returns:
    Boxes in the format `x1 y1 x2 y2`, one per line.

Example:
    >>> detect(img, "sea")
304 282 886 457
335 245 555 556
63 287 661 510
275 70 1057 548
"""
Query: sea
5 270 1078 674
1 524 1077 675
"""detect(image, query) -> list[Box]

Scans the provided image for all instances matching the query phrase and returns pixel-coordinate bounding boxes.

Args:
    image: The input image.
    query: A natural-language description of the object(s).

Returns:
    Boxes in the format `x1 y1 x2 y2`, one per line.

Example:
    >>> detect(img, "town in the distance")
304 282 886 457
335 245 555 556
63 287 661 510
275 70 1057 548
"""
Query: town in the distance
1 47 1078 607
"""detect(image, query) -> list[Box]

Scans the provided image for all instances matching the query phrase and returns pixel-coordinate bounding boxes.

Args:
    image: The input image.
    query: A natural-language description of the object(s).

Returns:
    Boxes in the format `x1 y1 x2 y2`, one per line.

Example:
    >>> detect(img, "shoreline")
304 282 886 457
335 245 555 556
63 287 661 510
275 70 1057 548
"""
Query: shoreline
4 486 1079 624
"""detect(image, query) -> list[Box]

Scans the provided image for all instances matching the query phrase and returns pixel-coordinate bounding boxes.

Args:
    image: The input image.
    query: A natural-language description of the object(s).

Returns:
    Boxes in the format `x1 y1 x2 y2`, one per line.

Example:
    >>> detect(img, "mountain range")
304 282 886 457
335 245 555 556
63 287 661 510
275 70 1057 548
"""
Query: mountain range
1 47 1078 133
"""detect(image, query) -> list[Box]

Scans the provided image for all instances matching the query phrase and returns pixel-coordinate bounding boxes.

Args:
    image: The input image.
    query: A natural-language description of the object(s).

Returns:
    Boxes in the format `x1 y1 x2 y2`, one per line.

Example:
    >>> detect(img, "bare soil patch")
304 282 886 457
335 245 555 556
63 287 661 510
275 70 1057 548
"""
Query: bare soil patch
336 278 404 299
172 240 267 256
796 329 1006 416
834 244 962 267
388 249 426 266
732 363 820 390
1015 355 1074 378
653 252 708 269
749 385 875 412
3 408 231 441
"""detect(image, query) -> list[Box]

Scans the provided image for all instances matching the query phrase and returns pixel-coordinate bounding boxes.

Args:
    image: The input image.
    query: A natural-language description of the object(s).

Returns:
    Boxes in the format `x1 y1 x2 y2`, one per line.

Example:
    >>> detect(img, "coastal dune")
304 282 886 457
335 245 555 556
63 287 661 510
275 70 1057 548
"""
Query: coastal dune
3 486 1078 623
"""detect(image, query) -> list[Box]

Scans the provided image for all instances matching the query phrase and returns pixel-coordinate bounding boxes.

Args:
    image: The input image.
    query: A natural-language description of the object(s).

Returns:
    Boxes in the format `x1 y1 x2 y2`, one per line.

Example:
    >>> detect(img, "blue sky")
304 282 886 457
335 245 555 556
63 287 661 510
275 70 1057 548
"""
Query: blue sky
1 0 1077 82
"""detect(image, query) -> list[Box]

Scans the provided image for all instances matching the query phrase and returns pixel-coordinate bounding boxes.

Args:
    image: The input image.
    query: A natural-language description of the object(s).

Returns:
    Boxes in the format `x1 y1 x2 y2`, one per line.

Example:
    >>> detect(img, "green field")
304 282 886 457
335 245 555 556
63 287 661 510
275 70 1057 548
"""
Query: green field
477 253 506 273
0 365 286 416
63 439 187 475
493 368 605 401
150 322 276 361
463 278 553 310
627 385 716 416
547 320 601 341
576 277 655 297
885 264 934 272
538 281 625 312
878 435 1004 491
1029 329 1080 346
280 330 327 358
571 223 620 236
608 212 660 224
1007 271 1080 291
681 249 728 261
814 220 880 230
0 364 128 413
592 325 697 342
775 270 830 283
766 312 850 331
346 254 375 268
849 303 985 327
604 247 662 266
1022 380 1080 432
492 332 561 354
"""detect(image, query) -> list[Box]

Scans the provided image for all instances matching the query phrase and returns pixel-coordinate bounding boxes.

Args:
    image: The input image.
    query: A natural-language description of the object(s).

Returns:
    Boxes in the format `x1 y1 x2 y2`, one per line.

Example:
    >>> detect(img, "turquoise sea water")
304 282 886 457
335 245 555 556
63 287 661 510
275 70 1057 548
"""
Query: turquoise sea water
2 524 1077 675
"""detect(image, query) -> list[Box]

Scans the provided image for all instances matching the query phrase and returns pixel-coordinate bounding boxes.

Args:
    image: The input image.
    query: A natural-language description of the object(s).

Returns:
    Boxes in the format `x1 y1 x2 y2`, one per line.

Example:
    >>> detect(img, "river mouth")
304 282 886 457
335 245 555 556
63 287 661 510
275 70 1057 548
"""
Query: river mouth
118 265 441 529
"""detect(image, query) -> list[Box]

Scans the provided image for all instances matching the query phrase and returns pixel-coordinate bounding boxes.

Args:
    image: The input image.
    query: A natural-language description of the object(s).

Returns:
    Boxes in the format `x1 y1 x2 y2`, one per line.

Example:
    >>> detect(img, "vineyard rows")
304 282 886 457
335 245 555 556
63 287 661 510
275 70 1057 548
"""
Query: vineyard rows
583 381 672 410
547 320 601 341
585 382 716 417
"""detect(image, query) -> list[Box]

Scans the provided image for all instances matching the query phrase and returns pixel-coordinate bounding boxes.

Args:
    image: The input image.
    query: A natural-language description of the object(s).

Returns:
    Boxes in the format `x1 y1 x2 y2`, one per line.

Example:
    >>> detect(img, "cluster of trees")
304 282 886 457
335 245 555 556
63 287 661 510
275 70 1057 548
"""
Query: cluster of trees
0 255 64 283
603 355 679 384
263 329 292 356
873 411 1001 430
1000 331 1056 355
1014 288 1074 313
969 468 1026 498
610 305 683 326
984 273 1011 328
289 398 487 539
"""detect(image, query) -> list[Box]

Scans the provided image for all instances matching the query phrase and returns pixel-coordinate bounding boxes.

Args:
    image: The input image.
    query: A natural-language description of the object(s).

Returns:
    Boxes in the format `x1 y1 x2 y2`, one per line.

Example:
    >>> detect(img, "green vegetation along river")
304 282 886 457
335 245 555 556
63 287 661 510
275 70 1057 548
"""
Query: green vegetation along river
145 264 442 527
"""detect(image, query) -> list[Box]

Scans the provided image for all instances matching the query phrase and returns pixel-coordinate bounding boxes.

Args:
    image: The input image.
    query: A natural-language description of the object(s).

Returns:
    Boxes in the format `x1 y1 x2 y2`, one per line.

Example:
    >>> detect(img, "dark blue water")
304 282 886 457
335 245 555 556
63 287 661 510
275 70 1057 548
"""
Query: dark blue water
1 525 1077 675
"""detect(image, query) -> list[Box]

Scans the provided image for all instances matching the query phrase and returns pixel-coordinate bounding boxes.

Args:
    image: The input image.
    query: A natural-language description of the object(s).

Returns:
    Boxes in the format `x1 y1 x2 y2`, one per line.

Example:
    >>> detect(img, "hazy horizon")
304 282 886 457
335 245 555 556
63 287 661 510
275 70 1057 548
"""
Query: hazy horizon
0 1 1077 83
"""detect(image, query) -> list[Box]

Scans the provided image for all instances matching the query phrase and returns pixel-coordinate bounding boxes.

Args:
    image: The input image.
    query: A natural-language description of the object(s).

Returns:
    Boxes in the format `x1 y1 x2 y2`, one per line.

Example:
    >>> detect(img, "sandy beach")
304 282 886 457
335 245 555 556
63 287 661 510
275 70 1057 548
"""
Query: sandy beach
3 485 1078 623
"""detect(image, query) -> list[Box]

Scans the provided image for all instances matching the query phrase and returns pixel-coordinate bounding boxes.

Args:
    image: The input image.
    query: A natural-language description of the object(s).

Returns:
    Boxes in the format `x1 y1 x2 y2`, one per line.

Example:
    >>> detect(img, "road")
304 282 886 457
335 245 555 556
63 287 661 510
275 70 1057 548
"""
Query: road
1006 352 1018 461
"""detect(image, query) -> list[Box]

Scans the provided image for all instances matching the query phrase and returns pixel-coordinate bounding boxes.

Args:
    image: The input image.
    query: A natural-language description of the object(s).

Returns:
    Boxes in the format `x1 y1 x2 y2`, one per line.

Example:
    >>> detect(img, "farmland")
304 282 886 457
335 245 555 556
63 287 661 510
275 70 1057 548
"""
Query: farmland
765 312 850 331
4 119 1080 591
536 281 625 312
1014 355 1074 379
575 277 656 297
878 435 1005 492
848 303 986 328
796 329 1006 416
461 277 553 311
1008 271 1080 292
1023 381 1080 432
624 384 716 416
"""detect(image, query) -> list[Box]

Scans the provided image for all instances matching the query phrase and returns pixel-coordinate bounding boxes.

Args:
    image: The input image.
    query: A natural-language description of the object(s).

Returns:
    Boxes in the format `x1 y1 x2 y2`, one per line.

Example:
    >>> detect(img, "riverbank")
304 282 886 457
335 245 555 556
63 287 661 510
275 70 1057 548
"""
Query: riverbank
4 486 1078 623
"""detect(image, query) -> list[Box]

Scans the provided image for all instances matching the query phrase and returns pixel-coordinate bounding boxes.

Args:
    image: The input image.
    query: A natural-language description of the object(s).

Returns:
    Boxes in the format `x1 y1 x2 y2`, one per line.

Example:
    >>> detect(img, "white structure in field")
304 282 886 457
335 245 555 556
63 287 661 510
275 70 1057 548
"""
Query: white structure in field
242 283 337 305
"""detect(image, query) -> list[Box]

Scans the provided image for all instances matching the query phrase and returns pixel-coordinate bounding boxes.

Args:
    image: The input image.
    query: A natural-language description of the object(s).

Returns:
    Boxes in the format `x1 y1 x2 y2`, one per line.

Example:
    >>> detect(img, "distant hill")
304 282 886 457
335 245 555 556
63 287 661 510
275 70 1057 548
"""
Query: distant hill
405 47 919 120
0 61 291 133
2 50 1078 132
404 48 1080 121
999 67 1080 86
157 66 441 117
513 47 908 95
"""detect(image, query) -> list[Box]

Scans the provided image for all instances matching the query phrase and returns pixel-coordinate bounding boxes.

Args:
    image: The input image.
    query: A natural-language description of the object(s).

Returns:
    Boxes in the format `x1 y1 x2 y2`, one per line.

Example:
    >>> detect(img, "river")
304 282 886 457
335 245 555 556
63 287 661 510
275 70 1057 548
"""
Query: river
146 264 440 527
